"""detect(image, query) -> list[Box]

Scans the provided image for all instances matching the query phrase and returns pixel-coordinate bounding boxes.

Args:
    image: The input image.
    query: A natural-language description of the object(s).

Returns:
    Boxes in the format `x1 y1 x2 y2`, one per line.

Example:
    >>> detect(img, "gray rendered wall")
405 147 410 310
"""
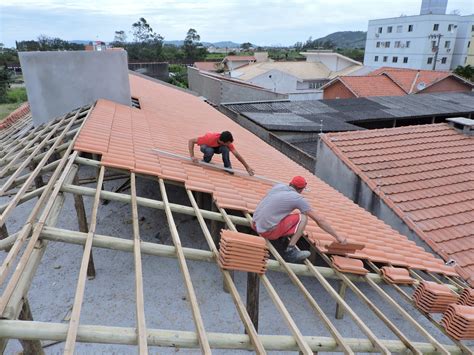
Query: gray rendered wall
20 51 131 126
315 139 436 252
129 62 169 81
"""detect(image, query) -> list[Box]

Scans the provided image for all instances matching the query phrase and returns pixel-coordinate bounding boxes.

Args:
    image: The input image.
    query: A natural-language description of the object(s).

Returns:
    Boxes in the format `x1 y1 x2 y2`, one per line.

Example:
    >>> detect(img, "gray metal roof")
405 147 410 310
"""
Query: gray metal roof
222 92 474 132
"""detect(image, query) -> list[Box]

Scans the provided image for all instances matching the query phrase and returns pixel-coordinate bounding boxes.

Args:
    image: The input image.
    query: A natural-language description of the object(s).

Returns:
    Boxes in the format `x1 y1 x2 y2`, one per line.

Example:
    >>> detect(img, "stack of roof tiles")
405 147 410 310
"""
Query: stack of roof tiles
458 287 474 306
321 124 473 286
413 281 459 313
0 103 30 130
381 266 414 284
331 255 368 275
441 304 474 340
72 74 458 279
218 230 268 274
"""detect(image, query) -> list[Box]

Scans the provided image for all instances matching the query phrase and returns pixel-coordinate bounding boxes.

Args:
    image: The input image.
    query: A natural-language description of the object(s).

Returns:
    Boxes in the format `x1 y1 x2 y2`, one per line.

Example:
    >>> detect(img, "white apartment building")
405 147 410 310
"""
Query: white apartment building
364 0 474 70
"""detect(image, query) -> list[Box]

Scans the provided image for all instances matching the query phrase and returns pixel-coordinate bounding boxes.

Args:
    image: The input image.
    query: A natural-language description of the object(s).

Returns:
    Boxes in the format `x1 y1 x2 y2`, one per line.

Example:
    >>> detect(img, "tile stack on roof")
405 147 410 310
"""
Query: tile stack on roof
338 76 406 97
413 281 459 313
381 266 414 284
331 256 368 275
218 230 268 274
458 288 474 306
321 124 473 285
73 73 458 278
0 103 30 130
441 304 474 340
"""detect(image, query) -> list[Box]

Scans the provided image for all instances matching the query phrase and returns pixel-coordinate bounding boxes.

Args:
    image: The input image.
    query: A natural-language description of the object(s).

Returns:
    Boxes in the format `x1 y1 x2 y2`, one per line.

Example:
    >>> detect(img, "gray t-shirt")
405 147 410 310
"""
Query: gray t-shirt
253 183 311 233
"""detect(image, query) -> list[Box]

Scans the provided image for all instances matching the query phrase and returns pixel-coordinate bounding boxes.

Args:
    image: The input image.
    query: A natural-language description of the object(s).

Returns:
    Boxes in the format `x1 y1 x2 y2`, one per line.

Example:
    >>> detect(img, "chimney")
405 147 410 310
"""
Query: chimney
446 117 474 136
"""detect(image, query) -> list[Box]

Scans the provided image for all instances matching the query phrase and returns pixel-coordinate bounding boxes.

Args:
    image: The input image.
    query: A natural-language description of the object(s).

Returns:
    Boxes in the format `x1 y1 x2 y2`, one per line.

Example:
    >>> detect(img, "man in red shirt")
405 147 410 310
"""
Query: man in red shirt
188 131 255 175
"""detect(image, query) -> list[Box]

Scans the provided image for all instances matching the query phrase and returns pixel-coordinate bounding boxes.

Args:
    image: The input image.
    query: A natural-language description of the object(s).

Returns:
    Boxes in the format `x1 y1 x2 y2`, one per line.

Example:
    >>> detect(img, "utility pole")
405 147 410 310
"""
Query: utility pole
428 33 443 70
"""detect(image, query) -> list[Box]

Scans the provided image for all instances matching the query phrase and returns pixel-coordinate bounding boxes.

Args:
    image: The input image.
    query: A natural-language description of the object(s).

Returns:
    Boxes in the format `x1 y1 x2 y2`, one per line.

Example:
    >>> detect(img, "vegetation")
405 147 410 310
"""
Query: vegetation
454 65 474 82
168 64 188 88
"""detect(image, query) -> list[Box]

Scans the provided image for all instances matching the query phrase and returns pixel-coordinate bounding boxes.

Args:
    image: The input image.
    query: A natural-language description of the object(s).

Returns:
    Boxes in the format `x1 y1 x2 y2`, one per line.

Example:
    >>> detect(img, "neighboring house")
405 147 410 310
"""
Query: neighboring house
221 92 474 171
229 51 362 100
222 55 256 71
315 118 474 286
187 66 287 105
193 61 220 72
323 67 474 99
364 0 474 70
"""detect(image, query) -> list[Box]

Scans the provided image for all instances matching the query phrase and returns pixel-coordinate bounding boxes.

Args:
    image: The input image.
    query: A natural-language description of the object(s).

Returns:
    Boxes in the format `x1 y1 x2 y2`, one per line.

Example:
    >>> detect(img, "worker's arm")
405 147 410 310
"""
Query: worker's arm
306 210 347 244
232 149 255 176
188 138 199 163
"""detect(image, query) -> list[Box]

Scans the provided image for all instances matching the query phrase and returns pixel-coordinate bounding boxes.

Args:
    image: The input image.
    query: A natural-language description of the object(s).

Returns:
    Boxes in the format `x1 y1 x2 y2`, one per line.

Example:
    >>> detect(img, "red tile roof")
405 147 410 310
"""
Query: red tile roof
194 61 220 72
338 76 406 97
321 124 474 285
0 103 30 130
73 73 457 277
368 67 459 93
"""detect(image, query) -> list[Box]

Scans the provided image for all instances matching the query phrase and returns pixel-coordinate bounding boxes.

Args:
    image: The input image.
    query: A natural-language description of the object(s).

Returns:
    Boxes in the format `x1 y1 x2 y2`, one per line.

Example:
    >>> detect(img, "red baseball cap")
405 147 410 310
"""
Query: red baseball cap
290 176 307 189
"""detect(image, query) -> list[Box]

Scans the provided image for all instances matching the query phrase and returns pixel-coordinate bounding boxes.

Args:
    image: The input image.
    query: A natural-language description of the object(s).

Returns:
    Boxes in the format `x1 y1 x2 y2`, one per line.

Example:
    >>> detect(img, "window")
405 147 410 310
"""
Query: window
376 41 380 48
469 41 471 48
427 57 433 64
383 56 388 62
403 57 408 63
433 24 439 31
374 56 379 62
472 25 474 32
408 24 413 32
387 26 393 33
406 41 411 48
309 82 316 89
392 56 398 63
396 25 403 33
445 40 451 48
441 57 447 64
385 41 390 48
378 27 383 33
448 24 453 31
395 41 401 48
431 40 437 48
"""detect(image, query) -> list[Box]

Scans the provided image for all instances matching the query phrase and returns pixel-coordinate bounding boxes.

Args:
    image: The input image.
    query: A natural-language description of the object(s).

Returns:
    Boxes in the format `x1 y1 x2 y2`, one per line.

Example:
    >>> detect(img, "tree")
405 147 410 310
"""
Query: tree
114 30 127 44
183 28 207 60
0 66 12 103
454 65 474 81
132 17 162 43
128 18 164 61
240 42 252 50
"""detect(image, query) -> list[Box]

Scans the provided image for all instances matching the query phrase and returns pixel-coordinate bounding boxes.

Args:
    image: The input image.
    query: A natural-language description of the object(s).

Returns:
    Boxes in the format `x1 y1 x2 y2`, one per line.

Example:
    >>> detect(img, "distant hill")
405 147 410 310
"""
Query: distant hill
314 31 366 49
164 40 241 48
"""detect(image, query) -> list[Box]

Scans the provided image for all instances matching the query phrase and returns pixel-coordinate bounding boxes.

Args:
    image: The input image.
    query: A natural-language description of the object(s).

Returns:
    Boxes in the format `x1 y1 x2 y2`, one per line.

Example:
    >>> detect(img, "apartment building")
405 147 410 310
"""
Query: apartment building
364 0 474 70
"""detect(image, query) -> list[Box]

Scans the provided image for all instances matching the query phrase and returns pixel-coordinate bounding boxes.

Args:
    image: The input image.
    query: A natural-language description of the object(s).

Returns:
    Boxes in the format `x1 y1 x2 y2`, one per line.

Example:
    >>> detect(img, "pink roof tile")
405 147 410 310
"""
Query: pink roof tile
73 73 458 278
322 124 474 285
337 76 406 97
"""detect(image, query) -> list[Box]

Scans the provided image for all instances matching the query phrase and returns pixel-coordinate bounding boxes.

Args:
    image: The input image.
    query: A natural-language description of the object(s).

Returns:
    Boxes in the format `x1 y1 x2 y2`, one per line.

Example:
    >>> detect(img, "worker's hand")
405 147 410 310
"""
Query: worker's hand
337 236 348 244
247 167 255 176
191 156 199 163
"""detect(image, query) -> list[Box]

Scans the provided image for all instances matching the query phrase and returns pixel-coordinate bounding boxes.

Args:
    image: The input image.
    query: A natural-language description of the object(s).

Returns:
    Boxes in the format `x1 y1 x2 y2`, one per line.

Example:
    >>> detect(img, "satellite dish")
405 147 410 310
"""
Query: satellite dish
417 82 426 90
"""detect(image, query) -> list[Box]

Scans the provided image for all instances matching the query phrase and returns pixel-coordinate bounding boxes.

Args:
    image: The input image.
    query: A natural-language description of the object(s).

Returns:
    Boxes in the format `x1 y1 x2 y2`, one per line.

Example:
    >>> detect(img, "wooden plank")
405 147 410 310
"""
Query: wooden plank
187 189 266 354
130 173 148 354
64 166 105 354
159 179 211 354
246 272 260 332
219 208 312 355
336 282 347 320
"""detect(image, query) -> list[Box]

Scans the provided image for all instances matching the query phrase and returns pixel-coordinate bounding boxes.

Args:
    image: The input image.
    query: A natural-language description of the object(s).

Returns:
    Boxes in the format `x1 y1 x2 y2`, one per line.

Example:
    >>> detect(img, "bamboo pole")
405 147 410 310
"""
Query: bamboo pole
18 299 45 355
158 178 211 354
130 173 148 354
186 189 266 354
64 166 105 354
219 208 312 355
0 319 463 353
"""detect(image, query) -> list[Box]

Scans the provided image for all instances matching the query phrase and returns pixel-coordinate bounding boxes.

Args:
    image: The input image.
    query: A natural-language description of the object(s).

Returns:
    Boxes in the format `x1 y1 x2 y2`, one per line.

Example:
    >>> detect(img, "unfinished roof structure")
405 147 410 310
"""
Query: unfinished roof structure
0 72 473 354
319 121 474 287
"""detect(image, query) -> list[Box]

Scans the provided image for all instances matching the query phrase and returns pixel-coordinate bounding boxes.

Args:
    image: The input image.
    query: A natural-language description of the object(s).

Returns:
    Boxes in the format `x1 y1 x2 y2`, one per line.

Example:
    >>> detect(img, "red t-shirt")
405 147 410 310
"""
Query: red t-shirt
196 132 235 152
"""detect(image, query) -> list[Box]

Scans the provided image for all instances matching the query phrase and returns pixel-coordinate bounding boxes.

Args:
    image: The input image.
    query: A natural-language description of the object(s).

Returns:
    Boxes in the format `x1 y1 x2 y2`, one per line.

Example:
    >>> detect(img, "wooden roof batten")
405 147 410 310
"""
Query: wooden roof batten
0 104 471 354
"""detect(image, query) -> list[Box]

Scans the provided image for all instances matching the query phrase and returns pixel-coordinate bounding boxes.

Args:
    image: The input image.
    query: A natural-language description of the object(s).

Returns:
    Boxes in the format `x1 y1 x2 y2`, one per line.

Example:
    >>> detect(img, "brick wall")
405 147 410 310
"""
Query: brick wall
323 81 357 99
421 77 472 94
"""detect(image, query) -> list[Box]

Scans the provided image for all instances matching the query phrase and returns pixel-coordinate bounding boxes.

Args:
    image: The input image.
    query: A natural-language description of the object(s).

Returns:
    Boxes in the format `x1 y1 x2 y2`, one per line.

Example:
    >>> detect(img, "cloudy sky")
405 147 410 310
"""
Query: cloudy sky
1 0 473 47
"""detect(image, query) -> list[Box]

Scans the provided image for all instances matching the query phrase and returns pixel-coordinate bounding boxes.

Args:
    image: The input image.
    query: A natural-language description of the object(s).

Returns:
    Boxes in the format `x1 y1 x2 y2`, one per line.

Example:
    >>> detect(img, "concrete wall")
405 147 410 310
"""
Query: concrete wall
248 69 298 93
315 139 437 252
288 91 323 101
20 51 131 126
129 62 169 81
188 66 287 105
323 81 357 99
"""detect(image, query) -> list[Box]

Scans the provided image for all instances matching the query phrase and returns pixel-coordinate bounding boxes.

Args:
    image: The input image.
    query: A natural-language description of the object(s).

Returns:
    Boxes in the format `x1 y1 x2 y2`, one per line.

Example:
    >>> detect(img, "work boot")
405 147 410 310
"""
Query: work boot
282 245 310 263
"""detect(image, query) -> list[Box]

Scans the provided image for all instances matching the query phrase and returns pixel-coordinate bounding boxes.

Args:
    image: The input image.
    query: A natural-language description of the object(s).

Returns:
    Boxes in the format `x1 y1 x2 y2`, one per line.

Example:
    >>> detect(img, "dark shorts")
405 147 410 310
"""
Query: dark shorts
253 214 301 241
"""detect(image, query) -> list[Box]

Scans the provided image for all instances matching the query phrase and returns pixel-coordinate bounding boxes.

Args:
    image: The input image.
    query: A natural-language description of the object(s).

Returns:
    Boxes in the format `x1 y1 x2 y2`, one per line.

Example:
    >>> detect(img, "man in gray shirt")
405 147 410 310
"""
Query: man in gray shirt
253 176 347 263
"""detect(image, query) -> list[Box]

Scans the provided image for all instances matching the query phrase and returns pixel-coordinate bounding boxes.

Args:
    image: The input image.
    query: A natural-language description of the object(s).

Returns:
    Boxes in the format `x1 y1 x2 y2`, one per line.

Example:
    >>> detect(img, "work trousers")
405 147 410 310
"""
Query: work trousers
200 144 232 168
